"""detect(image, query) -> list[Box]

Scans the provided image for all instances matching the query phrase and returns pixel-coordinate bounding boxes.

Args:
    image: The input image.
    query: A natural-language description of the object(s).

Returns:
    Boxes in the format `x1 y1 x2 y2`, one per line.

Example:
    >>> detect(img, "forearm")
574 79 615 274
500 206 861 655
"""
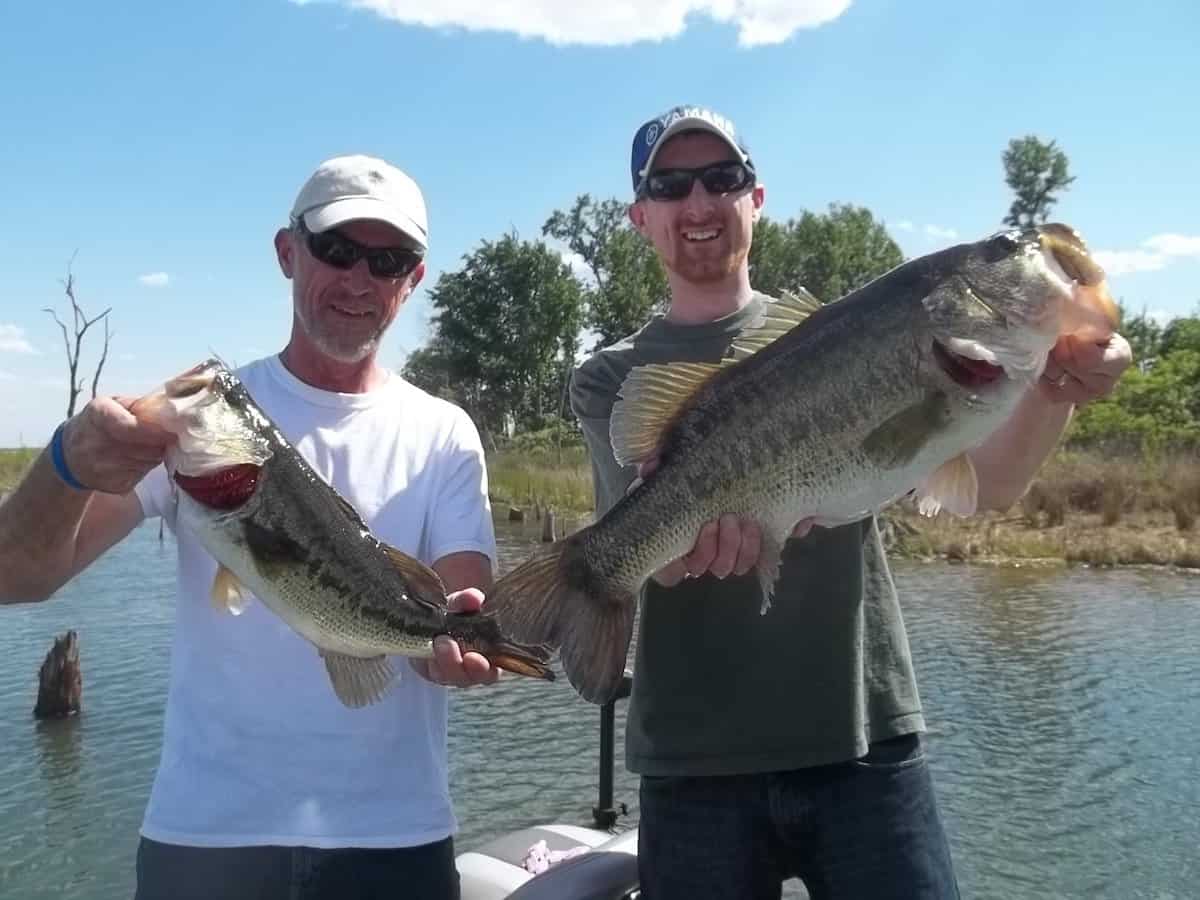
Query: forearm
970 389 1074 512
0 447 94 603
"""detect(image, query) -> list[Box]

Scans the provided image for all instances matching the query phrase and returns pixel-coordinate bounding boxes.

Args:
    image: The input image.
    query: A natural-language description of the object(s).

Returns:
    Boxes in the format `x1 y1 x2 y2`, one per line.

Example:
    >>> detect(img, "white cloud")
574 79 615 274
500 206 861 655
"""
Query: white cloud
555 247 594 285
1142 233 1200 259
0 370 15 380
295 0 852 47
924 224 958 241
0 324 36 354
1093 233 1200 277
1092 249 1167 276
138 272 170 288
890 220 914 232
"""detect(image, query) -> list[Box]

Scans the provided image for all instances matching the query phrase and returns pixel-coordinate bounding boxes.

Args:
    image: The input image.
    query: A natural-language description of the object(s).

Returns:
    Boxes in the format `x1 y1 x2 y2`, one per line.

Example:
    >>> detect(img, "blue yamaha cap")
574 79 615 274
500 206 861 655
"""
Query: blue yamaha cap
630 105 753 194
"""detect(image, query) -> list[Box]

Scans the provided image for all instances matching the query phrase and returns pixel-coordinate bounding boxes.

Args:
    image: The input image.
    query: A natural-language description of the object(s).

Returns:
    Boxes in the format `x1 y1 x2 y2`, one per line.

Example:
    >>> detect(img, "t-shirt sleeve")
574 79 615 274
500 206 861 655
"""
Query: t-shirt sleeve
132 463 176 524
569 362 638 518
426 408 497 570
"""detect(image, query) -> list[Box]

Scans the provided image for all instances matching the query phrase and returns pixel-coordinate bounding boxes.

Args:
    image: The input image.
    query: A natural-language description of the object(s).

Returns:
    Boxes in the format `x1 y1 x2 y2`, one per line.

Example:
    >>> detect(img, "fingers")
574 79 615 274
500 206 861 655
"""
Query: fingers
792 518 815 539
730 518 761 577
446 587 484 614
652 515 783 584
636 456 661 480
423 635 499 688
1040 332 1133 405
419 588 499 687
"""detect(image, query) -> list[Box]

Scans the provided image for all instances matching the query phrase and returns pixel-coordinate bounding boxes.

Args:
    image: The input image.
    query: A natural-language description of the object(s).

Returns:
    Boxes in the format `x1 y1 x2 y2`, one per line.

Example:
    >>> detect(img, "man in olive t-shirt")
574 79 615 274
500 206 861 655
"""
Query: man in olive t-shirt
567 105 1132 900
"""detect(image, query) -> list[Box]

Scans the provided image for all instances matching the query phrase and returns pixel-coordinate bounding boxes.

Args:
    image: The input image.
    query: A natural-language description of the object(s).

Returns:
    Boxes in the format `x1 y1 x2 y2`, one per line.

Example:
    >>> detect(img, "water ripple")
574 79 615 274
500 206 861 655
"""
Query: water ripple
2 523 1200 898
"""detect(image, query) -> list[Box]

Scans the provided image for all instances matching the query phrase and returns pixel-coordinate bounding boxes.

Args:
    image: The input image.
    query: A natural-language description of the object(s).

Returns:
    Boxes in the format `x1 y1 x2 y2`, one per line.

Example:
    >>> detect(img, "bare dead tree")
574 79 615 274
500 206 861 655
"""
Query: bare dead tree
43 255 113 418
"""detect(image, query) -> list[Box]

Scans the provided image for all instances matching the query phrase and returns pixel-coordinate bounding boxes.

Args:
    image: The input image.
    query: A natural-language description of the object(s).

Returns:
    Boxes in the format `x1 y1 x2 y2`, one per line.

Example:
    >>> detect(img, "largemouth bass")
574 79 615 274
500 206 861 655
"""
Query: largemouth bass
131 360 553 707
488 223 1120 704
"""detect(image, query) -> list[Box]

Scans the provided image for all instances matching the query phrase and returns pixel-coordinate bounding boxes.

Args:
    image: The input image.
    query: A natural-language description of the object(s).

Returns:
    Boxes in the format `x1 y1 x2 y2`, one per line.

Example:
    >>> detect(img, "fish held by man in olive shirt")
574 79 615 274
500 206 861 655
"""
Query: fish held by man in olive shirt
487 223 1119 705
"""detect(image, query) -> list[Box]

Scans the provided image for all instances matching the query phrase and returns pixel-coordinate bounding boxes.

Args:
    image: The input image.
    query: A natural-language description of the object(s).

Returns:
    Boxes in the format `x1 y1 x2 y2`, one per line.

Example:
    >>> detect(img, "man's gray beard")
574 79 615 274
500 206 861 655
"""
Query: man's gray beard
299 311 380 364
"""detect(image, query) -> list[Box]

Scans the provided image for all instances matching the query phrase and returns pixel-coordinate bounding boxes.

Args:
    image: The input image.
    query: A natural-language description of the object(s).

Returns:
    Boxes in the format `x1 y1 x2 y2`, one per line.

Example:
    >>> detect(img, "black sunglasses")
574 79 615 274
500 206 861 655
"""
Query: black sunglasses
293 220 424 279
638 161 756 202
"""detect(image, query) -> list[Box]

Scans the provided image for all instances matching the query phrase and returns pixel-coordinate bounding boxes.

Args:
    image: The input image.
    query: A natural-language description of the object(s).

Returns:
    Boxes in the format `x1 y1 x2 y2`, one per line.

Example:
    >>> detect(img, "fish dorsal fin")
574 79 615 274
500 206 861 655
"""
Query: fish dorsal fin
727 288 822 361
916 452 978 518
381 543 449 612
609 291 822 468
210 563 252 615
328 487 371 532
610 362 723 467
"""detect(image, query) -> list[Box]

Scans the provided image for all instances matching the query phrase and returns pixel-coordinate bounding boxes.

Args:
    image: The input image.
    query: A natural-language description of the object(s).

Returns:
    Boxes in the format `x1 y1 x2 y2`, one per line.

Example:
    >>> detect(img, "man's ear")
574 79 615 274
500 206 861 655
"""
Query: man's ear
628 201 648 237
275 228 296 279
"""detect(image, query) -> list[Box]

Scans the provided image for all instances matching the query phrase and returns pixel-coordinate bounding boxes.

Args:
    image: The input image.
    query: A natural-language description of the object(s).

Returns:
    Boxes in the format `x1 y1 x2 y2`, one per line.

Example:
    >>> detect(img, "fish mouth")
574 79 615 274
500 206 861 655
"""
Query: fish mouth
933 340 1006 389
163 360 220 399
1037 224 1120 337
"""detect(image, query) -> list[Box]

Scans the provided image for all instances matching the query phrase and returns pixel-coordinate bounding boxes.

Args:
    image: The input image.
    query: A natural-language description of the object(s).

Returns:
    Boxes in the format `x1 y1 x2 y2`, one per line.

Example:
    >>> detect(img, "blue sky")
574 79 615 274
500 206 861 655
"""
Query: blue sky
1 0 1197 447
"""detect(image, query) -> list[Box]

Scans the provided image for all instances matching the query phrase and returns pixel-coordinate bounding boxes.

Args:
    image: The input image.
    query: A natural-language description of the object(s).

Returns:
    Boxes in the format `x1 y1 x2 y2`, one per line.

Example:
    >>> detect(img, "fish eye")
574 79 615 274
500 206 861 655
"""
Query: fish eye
982 231 1022 262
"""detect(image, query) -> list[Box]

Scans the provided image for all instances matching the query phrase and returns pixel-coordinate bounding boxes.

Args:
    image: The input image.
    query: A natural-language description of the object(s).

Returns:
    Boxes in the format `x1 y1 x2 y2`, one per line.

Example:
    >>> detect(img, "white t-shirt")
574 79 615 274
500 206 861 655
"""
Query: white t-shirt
132 354 496 849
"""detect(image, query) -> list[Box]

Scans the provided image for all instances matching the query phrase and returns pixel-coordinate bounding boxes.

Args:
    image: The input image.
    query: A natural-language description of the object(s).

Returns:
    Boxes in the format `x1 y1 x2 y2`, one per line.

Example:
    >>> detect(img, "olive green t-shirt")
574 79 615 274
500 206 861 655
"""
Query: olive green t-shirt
569 294 925 777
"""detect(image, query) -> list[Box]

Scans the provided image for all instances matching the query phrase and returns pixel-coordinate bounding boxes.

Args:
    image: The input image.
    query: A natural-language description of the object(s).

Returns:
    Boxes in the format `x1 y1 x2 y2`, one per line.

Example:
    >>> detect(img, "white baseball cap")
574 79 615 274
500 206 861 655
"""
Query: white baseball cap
290 154 428 249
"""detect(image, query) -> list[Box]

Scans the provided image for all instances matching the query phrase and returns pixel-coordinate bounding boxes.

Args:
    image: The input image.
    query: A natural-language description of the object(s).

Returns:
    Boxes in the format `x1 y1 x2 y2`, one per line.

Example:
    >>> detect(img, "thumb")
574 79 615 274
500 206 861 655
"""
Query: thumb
447 587 485 614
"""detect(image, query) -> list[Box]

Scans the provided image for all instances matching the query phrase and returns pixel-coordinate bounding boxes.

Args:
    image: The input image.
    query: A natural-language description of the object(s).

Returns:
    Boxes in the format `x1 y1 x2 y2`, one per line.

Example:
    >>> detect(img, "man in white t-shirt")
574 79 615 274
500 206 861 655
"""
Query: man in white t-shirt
0 155 500 899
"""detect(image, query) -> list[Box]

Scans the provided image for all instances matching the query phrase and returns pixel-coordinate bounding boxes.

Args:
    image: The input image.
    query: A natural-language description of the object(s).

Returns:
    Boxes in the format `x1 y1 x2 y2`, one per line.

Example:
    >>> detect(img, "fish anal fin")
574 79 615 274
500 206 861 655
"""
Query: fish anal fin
210 563 251 615
379 544 448 611
916 453 978 518
610 362 722 467
728 289 822 361
319 650 396 708
754 526 789 615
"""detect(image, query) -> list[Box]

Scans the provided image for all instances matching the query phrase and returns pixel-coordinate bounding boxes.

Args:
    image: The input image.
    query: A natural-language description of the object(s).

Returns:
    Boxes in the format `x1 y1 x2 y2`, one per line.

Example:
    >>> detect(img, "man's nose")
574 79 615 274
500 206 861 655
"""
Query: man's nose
680 179 716 218
343 258 374 293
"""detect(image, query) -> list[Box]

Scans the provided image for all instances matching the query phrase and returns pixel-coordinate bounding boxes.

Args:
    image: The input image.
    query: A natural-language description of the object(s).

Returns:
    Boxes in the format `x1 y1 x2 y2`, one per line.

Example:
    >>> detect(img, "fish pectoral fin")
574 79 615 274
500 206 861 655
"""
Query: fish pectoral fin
379 544 448 612
916 453 978 518
210 564 251 615
862 392 953 468
755 527 789 615
319 650 396 708
610 362 723 467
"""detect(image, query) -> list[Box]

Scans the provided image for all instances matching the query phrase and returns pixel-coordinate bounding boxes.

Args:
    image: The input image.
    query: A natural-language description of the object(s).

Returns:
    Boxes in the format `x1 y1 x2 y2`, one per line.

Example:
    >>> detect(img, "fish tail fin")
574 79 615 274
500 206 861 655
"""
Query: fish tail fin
487 532 637 705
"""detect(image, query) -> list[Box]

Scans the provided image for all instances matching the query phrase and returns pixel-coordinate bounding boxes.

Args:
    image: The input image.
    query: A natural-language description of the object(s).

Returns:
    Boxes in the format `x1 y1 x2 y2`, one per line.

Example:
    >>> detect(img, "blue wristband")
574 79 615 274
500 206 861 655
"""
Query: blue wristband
51 422 90 491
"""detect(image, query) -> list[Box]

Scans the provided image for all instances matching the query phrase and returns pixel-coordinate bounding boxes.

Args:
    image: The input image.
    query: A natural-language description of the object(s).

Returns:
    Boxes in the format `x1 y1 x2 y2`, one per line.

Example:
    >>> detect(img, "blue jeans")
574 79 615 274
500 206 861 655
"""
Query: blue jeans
637 734 960 900
134 835 460 899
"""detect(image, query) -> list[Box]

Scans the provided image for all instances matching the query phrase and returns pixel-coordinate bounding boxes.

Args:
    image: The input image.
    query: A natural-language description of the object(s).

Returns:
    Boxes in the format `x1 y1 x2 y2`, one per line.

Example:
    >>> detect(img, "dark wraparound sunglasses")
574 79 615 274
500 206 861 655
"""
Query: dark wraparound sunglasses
293 219 424 279
638 161 756 202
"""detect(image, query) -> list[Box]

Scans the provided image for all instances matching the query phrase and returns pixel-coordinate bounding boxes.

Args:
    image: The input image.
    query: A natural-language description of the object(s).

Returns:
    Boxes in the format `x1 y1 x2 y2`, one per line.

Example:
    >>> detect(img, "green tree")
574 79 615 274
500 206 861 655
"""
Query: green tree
1160 315 1200 358
1002 135 1075 228
543 194 667 348
1117 304 1164 372
748 203 905 302
406 234 584 440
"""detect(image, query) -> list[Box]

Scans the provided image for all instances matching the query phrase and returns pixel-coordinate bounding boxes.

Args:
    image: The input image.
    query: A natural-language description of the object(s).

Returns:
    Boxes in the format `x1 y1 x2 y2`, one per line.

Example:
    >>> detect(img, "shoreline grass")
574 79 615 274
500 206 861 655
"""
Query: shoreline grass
488 445 1199 571
8 443 1193 571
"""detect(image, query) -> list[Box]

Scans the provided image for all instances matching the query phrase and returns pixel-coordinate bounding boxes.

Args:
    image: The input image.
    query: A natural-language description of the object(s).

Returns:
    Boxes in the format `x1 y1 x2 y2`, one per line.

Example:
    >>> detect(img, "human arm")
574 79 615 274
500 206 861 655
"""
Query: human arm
0 397 172 603
970 332 1133 511
409 409 502 687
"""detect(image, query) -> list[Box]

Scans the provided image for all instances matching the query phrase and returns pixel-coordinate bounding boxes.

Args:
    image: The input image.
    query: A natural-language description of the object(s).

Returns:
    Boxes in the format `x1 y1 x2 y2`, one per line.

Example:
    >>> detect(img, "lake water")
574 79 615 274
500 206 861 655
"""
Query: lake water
1 516 1198 899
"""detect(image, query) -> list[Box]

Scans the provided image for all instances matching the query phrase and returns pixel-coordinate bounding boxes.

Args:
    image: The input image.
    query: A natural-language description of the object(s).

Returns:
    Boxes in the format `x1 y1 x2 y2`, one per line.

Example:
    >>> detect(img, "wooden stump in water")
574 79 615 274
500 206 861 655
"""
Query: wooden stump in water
542 509 557 543
33 630 82 719
507 506 526 523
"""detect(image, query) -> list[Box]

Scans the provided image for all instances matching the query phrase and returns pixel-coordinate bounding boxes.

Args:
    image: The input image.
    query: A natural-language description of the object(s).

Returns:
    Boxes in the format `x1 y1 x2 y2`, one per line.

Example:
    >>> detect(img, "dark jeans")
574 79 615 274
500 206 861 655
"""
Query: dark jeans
637 733 960 900
134 835 460 900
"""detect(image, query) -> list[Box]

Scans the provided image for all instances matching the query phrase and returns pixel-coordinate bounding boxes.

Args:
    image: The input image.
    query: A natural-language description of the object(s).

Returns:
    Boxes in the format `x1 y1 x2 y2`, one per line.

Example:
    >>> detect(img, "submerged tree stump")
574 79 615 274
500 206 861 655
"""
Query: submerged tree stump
33 630 82 719
542 509 557 543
